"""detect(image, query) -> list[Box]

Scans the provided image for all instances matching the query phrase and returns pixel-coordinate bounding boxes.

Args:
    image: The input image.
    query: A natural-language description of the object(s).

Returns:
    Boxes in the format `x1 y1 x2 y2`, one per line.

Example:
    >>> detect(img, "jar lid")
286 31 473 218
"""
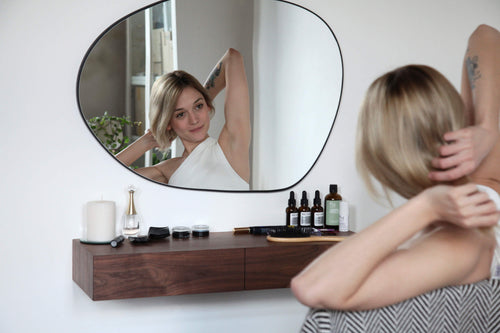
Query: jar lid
172 226 191 239
192 224 210 237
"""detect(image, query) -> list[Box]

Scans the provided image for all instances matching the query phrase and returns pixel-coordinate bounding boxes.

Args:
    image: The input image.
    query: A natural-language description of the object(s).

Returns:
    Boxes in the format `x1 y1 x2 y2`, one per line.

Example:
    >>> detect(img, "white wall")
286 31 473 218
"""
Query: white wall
252 0 342 190
1 0 499 332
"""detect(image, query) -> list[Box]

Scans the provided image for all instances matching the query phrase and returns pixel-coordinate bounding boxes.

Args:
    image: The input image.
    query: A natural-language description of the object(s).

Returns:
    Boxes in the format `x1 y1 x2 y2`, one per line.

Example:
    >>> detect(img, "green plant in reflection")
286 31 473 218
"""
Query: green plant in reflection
88 112 170 168
87 112 140 154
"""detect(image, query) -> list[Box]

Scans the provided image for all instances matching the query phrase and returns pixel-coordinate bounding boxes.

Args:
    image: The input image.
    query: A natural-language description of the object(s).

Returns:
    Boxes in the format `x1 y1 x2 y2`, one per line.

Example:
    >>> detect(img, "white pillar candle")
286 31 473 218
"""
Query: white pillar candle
85 200 116 242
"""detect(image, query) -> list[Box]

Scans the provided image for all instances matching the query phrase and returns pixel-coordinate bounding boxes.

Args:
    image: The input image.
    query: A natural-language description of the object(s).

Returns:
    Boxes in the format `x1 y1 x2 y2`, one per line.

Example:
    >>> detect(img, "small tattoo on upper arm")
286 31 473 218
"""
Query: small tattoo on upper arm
205 61 223 90
466 55 481 90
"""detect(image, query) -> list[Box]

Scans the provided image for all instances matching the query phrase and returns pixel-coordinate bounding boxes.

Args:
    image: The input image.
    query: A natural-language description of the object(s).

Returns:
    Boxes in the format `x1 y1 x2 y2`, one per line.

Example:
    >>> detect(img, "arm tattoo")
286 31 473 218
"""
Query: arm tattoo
205 61 223 90
466 54 482 90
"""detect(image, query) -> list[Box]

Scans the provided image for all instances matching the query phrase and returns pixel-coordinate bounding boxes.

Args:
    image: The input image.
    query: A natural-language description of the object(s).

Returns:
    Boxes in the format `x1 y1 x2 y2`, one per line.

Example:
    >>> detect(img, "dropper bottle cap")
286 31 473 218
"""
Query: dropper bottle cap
301 191 308 206
314 190 321 205
288 191 296 206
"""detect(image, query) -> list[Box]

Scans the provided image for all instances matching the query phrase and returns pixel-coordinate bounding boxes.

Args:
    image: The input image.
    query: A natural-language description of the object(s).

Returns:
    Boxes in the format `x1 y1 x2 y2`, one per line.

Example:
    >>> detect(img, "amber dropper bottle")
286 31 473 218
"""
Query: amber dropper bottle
311 190 324 228
286 191 299 226
298 191 312 227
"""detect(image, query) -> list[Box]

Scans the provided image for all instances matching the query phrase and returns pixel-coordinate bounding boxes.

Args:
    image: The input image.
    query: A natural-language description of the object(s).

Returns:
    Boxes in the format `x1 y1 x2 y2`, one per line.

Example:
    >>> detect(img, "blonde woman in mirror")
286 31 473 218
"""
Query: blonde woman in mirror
291 24 500 311
116 48 250 190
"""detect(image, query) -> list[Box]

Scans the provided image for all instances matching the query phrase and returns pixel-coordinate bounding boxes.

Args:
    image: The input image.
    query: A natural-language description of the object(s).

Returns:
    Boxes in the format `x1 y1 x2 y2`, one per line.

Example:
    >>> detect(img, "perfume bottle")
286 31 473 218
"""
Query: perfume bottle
123 185 140 237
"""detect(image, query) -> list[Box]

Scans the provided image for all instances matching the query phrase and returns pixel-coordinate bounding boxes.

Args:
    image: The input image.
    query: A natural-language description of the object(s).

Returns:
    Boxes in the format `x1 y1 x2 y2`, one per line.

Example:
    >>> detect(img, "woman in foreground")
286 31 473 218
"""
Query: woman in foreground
291 24 500 311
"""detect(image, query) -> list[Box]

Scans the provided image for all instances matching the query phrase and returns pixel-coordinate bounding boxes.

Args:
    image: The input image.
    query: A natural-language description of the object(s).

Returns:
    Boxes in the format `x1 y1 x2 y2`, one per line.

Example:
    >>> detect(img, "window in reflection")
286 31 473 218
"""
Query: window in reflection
81 2 175 169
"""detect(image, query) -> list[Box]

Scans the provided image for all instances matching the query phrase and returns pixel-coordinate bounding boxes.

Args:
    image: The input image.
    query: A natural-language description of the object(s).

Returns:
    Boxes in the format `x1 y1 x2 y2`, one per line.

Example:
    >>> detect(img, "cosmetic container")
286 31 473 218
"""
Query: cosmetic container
339 201 349 232
286 191 299 226
110 235 125 248
192 224 210 237
324 184 342 231
172 226 191 239
311 190 324 228
298 191 312 227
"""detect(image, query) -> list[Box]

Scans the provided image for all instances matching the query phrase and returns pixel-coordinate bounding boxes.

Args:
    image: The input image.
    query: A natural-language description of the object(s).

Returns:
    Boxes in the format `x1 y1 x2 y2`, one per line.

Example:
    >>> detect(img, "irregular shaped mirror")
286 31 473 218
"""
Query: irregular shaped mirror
78 0 343 191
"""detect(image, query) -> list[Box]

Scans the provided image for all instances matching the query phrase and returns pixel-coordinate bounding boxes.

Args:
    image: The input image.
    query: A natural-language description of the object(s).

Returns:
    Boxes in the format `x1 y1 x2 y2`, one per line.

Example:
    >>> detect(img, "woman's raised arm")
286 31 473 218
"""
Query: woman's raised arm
115 130 159 166
429 24 500 181
291 184 499 311
115 130 171 183
203 48 251 182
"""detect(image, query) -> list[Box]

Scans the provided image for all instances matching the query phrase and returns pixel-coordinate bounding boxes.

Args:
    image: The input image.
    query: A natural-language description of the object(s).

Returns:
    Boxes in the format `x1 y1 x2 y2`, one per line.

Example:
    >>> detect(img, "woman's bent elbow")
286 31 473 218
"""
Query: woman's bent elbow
291 275 348 309
291 275 318 307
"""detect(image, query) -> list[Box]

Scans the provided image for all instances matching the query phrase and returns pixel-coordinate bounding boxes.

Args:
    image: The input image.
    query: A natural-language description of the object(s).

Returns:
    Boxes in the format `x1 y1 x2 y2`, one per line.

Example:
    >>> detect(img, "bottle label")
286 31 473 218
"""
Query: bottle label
290 212 299 226
300 211 311 226
325 201 340 227
313 212 324 227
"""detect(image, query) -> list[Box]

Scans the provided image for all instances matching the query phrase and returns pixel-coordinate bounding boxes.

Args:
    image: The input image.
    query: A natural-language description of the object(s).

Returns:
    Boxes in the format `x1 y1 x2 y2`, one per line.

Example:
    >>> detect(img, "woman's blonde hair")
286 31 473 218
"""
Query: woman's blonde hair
356 65 467 200
149 70 215 151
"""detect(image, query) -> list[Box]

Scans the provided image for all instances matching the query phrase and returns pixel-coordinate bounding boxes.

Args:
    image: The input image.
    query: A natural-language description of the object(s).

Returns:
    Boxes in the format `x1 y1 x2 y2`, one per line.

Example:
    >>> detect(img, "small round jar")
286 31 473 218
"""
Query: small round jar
192 224 210 237
172 226 191 239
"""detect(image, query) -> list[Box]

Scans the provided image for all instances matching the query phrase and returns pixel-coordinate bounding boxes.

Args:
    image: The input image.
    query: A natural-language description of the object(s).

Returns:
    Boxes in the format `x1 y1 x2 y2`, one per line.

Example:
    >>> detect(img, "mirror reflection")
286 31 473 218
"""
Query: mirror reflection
78 0 343 191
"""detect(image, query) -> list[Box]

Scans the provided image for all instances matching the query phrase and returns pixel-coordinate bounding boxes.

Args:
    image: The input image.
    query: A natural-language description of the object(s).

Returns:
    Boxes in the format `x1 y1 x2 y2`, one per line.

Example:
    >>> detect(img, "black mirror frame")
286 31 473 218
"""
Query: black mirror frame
76 0 344 193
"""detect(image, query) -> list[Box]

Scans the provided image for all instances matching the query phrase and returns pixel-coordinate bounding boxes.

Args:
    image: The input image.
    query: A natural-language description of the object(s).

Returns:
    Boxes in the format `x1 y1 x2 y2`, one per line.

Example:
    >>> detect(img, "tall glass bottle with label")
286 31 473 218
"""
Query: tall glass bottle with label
324 184 342 231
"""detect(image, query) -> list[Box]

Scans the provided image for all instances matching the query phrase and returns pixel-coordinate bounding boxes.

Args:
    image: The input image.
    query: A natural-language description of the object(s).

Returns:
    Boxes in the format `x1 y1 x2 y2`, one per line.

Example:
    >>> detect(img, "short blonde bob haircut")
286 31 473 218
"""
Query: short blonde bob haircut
356 65 467 200
149 70 215 151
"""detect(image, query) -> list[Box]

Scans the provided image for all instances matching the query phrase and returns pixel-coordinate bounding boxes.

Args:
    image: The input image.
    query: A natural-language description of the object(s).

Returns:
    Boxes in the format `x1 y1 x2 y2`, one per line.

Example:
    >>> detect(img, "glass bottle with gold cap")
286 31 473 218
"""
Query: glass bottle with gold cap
122 185 140 236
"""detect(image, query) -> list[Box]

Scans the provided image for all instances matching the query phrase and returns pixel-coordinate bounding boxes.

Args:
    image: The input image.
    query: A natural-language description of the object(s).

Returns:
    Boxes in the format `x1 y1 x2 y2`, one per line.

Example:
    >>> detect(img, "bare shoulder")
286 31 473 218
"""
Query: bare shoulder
153 157 185 182
416 223 495 251
412 223 496 283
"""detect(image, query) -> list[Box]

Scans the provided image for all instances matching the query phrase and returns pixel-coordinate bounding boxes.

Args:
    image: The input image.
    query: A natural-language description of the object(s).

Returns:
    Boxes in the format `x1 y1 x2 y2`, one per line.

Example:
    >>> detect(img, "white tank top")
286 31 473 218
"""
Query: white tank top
477 184 500 279
169 137 249 191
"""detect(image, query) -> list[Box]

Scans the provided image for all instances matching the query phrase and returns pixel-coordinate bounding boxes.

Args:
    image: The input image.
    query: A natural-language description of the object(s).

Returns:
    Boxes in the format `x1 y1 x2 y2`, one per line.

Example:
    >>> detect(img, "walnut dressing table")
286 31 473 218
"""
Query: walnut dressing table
72 232 349 300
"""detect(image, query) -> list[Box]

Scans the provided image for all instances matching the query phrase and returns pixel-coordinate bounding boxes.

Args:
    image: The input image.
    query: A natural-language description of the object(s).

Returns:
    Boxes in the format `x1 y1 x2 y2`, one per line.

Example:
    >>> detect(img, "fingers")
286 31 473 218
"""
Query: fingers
460 196 497 217
462 211 500 228
432 126 494 181
428 162 475 181
429 134 476 181
442 128 472 142
454 183 483 196
438 139 469 157
428 184 499 229
452 183 492 204
453 184 500 228
431 149 472 169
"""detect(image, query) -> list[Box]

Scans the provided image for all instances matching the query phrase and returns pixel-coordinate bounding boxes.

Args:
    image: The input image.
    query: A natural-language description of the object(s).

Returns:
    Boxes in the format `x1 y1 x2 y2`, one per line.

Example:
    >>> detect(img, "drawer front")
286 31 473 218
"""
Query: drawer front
245 244 332 290
92 249 245 300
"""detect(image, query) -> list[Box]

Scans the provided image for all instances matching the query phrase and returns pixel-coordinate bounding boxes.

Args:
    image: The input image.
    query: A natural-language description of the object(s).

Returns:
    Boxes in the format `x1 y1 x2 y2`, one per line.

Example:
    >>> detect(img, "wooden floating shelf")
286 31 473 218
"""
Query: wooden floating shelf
72 231 350 300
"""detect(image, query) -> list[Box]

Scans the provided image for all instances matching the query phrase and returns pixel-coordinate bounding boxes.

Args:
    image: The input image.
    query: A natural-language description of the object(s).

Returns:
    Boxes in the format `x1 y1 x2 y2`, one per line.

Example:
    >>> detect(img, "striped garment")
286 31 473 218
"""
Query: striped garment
301 279 500 333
